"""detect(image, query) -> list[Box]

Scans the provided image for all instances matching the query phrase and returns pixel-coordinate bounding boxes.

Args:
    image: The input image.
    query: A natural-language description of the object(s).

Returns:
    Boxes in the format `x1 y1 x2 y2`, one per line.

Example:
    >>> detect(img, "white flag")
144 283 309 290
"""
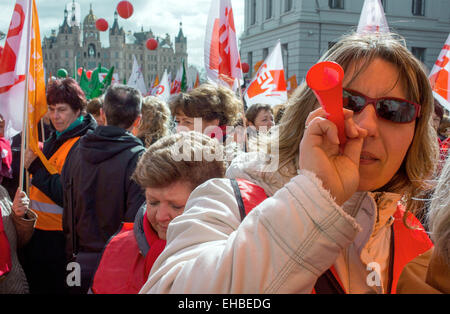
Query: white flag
205 0 243 90
0 0 32 140
429 34 450 111
244 41 287 107
154 70 171 103
357 0 390 34
127 55 147 95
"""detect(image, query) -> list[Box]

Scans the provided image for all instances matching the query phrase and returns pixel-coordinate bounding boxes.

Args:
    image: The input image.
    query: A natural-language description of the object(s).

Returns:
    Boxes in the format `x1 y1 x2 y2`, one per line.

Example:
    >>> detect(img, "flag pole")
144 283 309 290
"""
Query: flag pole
237 81 249 153
19 0 33 193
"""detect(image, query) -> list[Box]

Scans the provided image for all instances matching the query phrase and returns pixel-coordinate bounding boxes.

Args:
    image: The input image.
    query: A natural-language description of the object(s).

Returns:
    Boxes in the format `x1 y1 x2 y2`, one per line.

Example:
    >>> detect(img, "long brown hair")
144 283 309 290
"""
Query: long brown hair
270 32 439 217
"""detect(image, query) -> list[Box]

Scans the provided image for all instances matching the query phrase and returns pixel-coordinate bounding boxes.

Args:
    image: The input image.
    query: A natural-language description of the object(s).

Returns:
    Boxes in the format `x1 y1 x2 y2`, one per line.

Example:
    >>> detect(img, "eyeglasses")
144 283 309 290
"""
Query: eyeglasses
343 89 421 123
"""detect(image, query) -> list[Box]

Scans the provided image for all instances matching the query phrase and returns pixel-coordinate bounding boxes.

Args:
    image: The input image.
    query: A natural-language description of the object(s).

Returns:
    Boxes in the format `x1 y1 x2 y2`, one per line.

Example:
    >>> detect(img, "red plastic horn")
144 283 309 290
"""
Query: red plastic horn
306 61 346 145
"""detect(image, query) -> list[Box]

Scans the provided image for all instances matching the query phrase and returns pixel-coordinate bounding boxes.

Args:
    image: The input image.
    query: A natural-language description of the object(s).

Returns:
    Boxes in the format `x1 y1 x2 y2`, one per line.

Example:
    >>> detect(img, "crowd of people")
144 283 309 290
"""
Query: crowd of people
0 31 449 294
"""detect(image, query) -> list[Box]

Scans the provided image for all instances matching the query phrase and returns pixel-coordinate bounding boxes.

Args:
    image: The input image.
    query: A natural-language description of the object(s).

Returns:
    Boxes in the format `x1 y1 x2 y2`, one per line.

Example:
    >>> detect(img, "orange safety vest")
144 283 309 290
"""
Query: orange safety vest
231 179 433 294
30 137 80 231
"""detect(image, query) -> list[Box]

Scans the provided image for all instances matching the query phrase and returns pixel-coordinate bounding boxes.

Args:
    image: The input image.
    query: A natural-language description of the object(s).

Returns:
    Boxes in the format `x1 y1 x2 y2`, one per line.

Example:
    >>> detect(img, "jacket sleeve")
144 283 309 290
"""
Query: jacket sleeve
28 164 64 207
11 209 37 248
124 151 146 222
140 171 361 294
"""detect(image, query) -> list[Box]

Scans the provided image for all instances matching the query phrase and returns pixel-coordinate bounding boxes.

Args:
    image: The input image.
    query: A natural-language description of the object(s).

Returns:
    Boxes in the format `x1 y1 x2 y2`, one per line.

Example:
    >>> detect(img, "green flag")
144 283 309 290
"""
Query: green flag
89 64 102 95
79 69 92 99
102 66 115 90
180 60 188 93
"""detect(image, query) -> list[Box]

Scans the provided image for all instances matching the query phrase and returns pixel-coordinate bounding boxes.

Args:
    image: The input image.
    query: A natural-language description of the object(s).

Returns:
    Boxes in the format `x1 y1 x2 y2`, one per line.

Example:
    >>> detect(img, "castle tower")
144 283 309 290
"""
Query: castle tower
175 22 188 65
83 4 102 69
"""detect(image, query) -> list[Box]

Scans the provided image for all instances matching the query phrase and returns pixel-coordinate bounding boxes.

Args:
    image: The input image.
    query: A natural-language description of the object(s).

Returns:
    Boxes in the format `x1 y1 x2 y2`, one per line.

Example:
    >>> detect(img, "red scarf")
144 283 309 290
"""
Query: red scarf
143 215 166 279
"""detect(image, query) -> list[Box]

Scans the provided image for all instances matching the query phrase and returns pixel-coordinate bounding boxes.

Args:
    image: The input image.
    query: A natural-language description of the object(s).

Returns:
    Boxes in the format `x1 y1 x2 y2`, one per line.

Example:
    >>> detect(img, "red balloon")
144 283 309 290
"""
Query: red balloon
146 38 158 51
96 18 109 32
242 62 250 73
87 70 93 80
117 1 134 19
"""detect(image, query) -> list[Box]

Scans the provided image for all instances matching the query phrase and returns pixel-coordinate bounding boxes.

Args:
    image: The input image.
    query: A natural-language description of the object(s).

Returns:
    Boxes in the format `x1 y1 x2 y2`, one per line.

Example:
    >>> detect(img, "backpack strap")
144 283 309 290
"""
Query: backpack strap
230 179 247 222
314 269 346 294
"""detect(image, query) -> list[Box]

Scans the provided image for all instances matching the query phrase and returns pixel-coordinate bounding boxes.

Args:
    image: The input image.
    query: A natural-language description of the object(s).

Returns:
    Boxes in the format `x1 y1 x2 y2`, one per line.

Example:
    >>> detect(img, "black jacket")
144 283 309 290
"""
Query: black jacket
28 114 97 207
62 125 146 258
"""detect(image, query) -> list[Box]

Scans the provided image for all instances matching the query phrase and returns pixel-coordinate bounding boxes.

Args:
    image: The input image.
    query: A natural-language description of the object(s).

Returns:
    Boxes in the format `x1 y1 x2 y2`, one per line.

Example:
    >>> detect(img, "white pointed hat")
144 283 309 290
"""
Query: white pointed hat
357 0 390 34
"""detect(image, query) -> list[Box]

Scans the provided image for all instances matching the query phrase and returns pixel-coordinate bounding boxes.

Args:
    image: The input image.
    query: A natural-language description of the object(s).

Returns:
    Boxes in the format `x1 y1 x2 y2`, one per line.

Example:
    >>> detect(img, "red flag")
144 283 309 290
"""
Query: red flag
205 0 243 90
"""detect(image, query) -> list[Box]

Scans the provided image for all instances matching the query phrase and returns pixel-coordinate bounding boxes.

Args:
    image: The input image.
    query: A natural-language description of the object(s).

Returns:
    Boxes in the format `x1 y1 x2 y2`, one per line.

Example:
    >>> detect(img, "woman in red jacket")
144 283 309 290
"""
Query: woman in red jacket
90 131 227 294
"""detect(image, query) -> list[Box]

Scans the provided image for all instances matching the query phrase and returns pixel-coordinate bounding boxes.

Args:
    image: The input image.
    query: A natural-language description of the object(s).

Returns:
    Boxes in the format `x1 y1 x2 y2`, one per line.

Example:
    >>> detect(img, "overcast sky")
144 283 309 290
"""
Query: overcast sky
0 0 245 70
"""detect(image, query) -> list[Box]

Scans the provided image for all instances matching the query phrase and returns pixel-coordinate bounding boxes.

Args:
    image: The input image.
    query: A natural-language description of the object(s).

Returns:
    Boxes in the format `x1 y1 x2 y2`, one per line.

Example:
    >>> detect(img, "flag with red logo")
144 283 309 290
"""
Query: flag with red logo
357 0 390 34
171 62 187 95
205 0 243 90
154 70 171 103
0 0 56 174
244 41 287 107
150 74 159 95
429 34 450 111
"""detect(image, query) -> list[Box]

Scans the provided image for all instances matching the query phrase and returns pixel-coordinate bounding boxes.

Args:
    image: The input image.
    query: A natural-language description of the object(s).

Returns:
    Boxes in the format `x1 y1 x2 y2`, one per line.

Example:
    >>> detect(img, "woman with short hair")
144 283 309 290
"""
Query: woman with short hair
245 103 274 133
90 131 226 294
171 84 241 141
23 78 97 294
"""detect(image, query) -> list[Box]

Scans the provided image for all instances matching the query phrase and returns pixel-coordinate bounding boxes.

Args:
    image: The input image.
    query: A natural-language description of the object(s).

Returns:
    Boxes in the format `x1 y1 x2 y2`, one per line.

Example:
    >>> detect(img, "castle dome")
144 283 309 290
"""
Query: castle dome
83 4 97 25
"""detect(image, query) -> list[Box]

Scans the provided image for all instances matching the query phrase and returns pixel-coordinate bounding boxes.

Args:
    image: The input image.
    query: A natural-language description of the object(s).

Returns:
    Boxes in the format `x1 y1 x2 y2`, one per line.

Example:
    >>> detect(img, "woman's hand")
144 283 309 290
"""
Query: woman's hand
24 148 38 169
12 188 30 218
299 108 368 206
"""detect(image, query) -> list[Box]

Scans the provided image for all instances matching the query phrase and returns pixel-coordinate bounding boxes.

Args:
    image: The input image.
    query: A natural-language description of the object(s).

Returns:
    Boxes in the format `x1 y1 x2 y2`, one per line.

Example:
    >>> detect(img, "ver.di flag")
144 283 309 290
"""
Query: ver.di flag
127 55 147 95
0 0 56 174
205 0 243 90
154 69 171 103
357 0 390 34
429 34 450 111
244 41 287 107
171 61 187 95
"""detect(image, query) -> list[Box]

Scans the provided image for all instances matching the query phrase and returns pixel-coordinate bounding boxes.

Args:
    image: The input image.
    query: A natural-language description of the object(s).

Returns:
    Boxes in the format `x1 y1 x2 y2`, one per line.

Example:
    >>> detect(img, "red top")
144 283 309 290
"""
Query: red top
91 216 166 294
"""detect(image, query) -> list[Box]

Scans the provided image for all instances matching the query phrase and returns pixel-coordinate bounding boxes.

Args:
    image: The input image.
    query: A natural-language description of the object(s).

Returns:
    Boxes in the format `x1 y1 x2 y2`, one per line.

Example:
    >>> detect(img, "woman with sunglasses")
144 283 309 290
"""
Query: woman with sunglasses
140 32 438 294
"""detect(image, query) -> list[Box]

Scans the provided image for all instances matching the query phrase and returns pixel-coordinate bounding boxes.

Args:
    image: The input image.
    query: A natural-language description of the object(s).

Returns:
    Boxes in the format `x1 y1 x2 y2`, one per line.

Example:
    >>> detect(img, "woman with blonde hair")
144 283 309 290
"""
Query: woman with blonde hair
141 32 438 294
135 96 171 147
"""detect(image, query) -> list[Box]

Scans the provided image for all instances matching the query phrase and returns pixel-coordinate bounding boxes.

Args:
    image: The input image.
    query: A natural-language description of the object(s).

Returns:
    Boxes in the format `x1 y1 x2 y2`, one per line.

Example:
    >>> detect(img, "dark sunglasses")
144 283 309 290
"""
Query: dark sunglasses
343 89 421 123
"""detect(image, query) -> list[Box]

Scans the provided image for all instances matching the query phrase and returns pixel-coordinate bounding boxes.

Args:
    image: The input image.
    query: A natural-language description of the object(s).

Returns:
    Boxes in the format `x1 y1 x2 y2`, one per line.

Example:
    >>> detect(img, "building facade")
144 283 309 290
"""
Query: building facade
42 3 188 86
240 0 450 82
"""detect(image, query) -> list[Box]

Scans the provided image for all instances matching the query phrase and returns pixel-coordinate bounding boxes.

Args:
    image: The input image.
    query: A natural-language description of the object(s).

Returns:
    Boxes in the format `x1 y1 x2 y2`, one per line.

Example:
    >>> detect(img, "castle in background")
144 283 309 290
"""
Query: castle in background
42 2 188 87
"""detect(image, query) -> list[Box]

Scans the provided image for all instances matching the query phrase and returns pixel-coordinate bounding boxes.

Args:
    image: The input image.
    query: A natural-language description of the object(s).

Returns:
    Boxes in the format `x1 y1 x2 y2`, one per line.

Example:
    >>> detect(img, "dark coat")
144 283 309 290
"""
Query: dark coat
62 125 146 259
